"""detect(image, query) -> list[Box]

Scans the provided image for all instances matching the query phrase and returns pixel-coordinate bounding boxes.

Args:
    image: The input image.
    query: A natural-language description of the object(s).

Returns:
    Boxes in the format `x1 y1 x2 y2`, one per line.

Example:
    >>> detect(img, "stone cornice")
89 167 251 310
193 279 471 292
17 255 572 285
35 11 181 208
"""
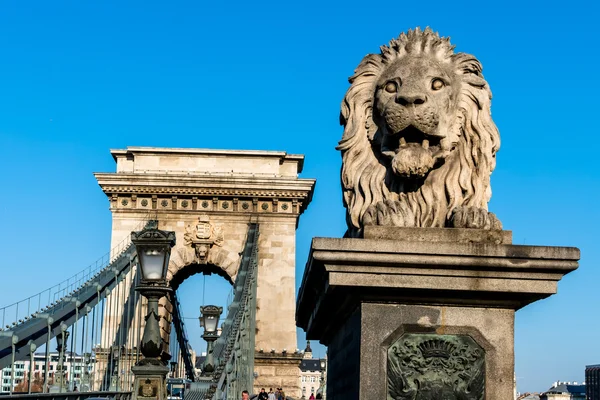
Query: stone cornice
95 172 316 214
97 185 312 198
297 234 579 341
110 147 306 172
95 173 314 197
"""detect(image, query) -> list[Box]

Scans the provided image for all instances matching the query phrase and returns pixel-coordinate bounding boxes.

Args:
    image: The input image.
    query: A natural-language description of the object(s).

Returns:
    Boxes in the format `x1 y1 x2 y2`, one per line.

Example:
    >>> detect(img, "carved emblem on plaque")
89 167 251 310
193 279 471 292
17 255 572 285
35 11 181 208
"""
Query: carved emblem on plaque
388 333 485 400
139 378 158 398
184 215 224 263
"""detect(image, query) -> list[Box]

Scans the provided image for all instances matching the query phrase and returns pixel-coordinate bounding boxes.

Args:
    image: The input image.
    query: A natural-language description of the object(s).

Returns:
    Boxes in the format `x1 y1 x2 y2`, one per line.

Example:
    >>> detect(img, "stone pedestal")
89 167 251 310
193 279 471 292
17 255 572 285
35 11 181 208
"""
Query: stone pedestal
296 227 579 400
48 368 66 393
131 363 169 400
254 352 303 397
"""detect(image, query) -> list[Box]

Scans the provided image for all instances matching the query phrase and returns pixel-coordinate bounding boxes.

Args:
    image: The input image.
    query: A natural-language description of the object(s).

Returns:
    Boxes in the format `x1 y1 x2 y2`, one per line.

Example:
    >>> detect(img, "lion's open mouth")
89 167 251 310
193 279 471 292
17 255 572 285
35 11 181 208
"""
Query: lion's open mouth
381 126 447 179
397 126 441 152
382 126 442 156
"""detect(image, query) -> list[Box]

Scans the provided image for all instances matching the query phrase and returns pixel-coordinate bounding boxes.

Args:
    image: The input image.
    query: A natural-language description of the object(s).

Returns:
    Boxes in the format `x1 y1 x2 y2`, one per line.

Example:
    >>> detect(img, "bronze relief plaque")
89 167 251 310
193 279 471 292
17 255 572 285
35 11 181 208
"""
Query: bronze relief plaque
387 333 485 400
138 378 160 399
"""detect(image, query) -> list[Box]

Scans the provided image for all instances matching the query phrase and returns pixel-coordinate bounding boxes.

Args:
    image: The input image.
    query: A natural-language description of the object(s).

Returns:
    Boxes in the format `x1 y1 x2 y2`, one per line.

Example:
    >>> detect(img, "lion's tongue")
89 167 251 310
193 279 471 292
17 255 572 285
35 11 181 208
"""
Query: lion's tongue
392 146 434 178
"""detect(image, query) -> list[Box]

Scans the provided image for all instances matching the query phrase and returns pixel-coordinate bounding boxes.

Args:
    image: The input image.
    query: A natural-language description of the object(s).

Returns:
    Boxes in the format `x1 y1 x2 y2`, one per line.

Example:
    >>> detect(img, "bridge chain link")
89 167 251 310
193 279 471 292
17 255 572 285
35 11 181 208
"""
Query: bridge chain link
187 223 259 400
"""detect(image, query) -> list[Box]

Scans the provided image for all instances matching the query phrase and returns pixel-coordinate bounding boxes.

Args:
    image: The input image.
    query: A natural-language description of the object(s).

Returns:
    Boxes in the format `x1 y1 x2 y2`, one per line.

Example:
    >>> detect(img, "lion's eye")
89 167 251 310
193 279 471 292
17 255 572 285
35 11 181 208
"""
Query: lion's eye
384 81 398 93
431 79 445 91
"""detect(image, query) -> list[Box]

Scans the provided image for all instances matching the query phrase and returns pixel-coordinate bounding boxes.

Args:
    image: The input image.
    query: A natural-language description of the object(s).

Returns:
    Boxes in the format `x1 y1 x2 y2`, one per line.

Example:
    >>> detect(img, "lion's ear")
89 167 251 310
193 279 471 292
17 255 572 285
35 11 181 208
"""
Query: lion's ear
453 53 483 75
463 74 487 89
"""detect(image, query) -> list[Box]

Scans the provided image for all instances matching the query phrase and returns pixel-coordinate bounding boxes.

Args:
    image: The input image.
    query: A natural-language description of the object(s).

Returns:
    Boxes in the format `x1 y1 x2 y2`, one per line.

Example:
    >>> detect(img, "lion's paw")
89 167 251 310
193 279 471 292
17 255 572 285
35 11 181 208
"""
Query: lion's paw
449 207 502 230
363 200 415 228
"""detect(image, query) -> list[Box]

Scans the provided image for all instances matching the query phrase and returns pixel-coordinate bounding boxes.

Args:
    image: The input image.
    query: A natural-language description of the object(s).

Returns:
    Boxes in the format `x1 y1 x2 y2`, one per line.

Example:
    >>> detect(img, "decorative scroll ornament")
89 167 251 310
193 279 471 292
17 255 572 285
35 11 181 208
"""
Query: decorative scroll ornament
388 333 485 400
184 215 224 264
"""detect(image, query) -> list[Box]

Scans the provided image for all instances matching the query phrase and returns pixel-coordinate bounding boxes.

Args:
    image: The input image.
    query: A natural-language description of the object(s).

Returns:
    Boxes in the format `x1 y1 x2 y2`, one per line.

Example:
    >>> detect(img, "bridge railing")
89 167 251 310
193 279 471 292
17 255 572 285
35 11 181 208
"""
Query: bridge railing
0 244 139 392
0 218 160 395
0 219 260 400
170 291 196 381
185 223 259 400
222 226 258 400
214 224 259 400
0 391 132 399
0 216 152 331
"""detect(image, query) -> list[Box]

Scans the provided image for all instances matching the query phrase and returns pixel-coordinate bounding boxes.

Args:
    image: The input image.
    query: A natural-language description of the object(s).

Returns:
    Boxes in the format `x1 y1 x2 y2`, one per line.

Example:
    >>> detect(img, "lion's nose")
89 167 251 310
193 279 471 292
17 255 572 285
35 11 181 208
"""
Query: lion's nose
396 94 427 106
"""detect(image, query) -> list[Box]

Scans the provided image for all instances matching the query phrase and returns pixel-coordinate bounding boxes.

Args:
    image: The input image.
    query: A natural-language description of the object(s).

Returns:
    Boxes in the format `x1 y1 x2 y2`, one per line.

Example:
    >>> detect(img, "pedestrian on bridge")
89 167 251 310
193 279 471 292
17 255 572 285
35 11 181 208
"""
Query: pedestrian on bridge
268 388 276 400
277 387 286 400
258 388 269 400
241 390 250 400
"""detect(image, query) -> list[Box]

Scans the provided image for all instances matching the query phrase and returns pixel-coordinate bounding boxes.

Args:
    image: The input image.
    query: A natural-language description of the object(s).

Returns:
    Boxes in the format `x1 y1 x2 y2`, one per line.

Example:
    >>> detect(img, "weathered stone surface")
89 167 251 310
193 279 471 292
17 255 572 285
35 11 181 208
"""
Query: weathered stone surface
364 226 512 244
388 333 485 399
296 228 579 400
338 28 501 236
298 235 579 333
360 304 512 400
131 363 169 400
254 352 303 396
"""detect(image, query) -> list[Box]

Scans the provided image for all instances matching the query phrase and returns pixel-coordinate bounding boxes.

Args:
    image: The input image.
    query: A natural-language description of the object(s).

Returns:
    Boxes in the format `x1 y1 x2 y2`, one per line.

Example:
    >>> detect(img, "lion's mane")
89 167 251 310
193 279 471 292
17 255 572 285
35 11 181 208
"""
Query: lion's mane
338 28 500 236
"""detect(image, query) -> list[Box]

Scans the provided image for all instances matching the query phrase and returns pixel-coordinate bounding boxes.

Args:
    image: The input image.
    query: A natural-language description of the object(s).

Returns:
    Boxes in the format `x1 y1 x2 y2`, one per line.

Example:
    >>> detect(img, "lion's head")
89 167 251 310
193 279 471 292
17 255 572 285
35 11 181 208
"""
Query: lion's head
338 28 500 237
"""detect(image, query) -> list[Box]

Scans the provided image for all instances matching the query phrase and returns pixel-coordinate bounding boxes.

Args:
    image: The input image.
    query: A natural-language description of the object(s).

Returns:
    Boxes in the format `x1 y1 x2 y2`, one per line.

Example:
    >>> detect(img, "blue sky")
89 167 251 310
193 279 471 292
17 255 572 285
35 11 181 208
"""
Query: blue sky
0 0 598 393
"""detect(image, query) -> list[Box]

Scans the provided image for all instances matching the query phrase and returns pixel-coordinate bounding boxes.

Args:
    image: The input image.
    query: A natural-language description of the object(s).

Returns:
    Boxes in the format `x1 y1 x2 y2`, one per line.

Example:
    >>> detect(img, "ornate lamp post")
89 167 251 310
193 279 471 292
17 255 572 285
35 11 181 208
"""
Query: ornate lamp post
170 361 177 378
81 352 91 391
109 346 120 391
199 305 222 374
130 221 176 400
50 325 69 393
319 358 326 400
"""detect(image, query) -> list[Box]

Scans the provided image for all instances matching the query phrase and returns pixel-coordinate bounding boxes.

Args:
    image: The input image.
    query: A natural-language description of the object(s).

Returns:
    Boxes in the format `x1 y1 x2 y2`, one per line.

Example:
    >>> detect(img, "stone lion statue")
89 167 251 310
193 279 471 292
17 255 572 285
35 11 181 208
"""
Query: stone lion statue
338 28 502 237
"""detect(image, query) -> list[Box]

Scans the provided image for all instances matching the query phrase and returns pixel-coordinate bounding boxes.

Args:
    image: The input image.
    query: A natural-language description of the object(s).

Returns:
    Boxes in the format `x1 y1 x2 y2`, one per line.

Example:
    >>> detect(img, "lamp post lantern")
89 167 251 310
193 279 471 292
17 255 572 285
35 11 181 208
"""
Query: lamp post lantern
169 361 178 378
81 352 91 392
319 358 327 400
49 325 69 393
199 305 222 374
109 345 121 391
130 221 176 400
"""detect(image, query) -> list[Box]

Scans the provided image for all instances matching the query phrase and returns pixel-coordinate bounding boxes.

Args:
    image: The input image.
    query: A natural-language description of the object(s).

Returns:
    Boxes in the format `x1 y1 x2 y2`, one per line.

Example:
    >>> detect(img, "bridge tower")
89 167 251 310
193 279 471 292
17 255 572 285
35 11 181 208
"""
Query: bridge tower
94 147 315 397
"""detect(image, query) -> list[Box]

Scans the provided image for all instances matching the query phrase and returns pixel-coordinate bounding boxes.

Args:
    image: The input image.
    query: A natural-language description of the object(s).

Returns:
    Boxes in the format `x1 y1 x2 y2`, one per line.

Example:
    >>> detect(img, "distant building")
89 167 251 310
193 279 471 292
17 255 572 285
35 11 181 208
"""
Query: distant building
1 352 92 393
586 365 600 400
540 381 585 400
518 395 541 400
299 342 325 399
194 352 207 378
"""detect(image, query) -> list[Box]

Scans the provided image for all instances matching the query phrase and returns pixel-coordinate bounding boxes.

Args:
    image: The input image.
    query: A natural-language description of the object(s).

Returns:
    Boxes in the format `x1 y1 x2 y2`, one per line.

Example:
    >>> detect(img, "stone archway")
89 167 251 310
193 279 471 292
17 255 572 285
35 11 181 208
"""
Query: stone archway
95 147 315 398
168 242 239 286
169 263 234 290
151 215 252 353
159 259 236 370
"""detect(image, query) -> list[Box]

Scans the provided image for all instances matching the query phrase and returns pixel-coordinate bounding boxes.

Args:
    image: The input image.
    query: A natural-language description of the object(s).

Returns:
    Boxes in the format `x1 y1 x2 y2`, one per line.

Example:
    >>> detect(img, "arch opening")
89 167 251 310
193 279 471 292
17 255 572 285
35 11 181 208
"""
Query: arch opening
164 263 236 379
169 263 234 291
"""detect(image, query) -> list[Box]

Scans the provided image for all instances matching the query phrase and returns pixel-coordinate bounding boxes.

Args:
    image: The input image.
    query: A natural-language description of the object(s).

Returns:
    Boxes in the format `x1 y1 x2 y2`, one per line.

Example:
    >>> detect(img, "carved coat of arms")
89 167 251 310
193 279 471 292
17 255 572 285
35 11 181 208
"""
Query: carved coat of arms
139 378 158 398
388 334 485 400
184 215 224 263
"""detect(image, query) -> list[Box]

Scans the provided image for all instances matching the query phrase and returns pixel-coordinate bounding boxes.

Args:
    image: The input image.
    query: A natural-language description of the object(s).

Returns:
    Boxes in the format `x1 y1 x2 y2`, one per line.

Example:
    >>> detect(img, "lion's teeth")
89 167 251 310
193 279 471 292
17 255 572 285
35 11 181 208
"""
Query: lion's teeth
422 139 429 149
400 137 407 146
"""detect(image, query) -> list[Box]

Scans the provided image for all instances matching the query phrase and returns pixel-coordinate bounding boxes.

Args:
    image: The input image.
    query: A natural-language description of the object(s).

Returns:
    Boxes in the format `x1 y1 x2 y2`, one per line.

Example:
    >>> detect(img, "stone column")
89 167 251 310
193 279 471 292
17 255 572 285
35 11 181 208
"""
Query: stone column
296 227 579 400
253 219 302 397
